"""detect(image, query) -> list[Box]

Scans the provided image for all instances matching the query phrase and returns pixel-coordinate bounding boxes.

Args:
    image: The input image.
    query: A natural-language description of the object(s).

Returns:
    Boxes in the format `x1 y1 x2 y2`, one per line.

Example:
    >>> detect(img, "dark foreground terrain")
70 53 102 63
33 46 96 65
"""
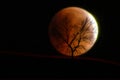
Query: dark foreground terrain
0 53 119 79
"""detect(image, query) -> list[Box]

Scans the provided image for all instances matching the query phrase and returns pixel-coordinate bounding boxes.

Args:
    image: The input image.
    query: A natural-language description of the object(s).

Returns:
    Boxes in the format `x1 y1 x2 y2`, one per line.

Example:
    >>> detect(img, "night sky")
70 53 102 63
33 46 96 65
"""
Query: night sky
0 0 120 79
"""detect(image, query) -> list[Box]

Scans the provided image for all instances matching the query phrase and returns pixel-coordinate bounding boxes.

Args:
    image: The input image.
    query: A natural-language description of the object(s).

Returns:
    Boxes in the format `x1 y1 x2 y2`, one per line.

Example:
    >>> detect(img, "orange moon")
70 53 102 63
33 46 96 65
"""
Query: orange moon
48 7 98 57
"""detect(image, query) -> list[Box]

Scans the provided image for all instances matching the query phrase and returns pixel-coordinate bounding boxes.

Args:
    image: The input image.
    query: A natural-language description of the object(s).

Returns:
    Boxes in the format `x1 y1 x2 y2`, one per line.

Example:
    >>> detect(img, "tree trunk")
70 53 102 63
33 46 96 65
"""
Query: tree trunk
71 51 74 59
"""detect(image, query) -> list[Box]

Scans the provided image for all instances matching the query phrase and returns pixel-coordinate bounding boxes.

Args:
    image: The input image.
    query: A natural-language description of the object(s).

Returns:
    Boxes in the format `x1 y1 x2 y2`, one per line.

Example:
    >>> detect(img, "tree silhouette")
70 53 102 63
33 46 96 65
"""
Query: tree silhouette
50 15 96 58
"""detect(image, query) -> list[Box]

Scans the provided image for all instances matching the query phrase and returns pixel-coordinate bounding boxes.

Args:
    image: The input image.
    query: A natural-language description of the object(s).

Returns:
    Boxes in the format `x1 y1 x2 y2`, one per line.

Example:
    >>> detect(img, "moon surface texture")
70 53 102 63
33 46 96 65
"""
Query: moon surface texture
48 7 98 57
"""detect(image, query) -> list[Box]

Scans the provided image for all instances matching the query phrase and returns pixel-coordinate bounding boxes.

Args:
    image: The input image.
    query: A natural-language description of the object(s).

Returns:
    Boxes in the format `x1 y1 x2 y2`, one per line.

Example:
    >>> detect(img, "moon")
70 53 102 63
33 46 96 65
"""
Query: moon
48 7 98 57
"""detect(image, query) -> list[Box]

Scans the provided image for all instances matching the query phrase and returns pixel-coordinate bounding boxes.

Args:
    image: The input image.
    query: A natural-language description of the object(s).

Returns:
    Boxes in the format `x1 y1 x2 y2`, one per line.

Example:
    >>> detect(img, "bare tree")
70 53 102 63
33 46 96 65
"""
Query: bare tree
50 15 96 58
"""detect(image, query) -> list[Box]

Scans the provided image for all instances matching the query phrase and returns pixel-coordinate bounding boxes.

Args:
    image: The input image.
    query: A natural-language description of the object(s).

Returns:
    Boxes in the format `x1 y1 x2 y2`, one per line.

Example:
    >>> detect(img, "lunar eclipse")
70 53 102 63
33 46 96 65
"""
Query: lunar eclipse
0 0 120 78
48 7 98 57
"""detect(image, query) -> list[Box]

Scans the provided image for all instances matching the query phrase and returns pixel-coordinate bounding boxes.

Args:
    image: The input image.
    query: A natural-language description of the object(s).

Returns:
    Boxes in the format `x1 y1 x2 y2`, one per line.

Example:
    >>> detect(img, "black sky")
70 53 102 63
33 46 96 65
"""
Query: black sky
0 0 120 78
1 0 119 60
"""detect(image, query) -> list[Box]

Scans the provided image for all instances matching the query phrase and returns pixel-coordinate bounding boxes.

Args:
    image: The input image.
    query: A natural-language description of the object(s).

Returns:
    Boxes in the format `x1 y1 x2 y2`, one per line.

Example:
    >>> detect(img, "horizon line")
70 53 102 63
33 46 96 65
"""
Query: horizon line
0 51 119 66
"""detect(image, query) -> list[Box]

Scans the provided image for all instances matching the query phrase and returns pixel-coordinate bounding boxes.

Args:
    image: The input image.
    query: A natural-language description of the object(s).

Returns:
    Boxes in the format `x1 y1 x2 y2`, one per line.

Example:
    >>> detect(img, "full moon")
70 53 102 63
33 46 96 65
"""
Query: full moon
48 7 98 57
